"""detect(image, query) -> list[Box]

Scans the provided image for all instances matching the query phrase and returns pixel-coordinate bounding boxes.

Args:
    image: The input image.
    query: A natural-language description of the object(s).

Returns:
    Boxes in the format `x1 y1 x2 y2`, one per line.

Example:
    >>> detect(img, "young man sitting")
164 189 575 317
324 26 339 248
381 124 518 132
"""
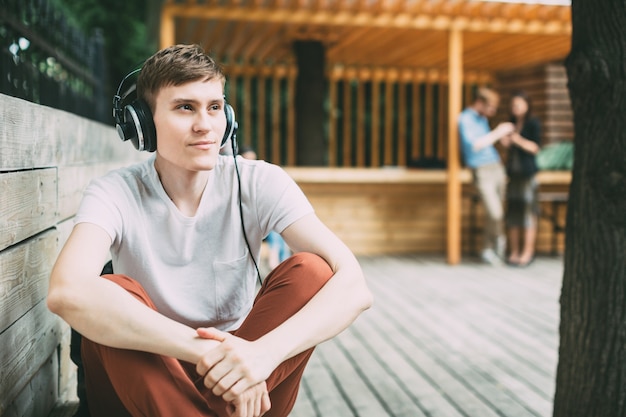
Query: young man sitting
47 44 372 417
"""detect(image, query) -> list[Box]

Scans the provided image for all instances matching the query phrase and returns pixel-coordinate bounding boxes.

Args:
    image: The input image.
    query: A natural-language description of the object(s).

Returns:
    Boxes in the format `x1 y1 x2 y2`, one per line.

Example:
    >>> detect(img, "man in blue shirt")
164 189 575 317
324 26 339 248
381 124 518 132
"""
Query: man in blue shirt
458 87 515 265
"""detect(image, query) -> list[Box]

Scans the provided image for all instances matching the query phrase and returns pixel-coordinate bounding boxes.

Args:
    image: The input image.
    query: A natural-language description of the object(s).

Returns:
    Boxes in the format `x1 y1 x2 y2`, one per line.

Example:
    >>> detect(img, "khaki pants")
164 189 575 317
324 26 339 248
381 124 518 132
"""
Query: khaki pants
473 163 506 252
81 252 332 417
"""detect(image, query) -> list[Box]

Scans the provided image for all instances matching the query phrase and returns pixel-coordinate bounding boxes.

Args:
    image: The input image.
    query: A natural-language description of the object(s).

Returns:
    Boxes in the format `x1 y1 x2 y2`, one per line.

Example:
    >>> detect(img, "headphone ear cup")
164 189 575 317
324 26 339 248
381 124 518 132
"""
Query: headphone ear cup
222 103 237 148
133 99 157 152
122 99 156 152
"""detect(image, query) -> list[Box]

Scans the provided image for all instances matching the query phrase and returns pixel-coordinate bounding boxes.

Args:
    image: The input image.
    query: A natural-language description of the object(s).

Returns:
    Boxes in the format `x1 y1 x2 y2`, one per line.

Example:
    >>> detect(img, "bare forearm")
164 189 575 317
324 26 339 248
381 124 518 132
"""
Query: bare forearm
472 122 515 152
48 275 215 363
472 130 502 151
512 134 540 154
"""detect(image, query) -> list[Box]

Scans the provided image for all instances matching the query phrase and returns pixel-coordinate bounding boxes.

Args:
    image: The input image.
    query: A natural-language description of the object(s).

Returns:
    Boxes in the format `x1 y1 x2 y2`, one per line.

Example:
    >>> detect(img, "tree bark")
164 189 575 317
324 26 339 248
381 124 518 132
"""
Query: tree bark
293 41 327 166
553 1 626 416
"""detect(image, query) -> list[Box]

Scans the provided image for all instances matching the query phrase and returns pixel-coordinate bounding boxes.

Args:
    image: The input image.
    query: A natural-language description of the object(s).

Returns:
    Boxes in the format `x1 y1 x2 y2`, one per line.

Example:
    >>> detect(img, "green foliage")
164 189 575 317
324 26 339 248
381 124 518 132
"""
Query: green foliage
536 141 574 170
52 0 156 94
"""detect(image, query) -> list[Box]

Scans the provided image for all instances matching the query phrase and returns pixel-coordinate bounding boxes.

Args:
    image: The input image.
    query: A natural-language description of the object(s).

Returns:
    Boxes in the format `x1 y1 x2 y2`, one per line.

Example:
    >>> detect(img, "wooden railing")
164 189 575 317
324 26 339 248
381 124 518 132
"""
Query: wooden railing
225 63 490 167
0 0 108 123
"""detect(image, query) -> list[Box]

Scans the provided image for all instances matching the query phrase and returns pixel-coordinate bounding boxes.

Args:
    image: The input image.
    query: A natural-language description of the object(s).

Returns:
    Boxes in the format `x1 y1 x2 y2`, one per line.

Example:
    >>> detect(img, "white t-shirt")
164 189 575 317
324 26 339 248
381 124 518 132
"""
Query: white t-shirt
74 154 314 331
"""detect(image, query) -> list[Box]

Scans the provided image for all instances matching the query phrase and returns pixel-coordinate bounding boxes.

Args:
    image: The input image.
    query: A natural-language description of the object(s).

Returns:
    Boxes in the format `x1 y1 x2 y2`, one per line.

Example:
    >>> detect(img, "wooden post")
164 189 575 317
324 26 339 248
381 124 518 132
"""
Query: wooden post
343 76 352 167
159 7 175 49
257 75 267 160
287 68 296 166
356 79 365 167
398 80 407 166
272 74 281 164
328 77 338 166
447 27 463 265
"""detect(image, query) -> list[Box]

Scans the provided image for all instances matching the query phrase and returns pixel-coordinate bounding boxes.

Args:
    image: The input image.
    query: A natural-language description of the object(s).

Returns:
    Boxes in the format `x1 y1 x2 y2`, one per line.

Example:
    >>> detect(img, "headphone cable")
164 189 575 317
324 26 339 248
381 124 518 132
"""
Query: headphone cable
232 133 263 287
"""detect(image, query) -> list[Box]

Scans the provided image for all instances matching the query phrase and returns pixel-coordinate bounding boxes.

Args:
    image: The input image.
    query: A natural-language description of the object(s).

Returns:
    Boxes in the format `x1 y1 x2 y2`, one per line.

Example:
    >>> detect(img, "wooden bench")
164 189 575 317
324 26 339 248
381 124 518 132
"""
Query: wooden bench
463 171 571 256
538 191 569 255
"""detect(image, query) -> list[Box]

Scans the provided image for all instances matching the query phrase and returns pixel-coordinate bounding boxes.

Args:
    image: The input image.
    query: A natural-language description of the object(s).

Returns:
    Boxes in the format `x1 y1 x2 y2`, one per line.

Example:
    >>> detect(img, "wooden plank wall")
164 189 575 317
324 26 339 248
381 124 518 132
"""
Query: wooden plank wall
0 94 146 417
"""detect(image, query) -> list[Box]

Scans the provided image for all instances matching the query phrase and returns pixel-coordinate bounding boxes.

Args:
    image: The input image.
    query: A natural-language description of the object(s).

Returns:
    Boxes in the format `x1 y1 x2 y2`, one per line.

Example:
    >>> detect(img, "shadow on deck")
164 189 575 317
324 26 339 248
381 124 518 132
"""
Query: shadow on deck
290 255 562 417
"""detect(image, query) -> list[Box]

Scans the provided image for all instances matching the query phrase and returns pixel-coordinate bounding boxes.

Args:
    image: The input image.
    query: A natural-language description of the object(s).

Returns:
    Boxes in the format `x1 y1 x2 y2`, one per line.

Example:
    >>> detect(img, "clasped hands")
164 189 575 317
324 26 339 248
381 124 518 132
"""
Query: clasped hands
195 327 274 417
496 122 517 147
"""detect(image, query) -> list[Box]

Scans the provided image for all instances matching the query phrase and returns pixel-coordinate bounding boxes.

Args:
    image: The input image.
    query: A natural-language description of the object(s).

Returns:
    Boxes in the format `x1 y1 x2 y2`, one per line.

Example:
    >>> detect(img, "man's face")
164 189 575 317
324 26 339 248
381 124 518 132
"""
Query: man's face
152 78 226 173
479 99 499 118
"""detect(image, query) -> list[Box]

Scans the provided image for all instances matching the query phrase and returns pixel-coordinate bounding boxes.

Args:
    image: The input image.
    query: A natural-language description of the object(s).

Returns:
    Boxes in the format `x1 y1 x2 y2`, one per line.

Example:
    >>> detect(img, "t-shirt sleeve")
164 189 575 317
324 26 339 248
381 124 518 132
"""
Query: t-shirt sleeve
74 174 126 246
253 162 314 235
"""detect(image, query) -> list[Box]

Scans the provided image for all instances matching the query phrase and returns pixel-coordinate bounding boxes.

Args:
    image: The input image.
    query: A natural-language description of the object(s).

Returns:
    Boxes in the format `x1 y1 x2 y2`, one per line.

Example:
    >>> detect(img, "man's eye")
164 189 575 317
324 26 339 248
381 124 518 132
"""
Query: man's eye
210 104 221 111
178 104 193 111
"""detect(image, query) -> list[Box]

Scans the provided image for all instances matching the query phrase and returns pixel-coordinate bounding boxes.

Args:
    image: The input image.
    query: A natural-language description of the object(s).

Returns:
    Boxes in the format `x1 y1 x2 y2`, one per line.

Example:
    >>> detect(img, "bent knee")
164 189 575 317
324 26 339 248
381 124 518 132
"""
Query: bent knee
288 252 333 278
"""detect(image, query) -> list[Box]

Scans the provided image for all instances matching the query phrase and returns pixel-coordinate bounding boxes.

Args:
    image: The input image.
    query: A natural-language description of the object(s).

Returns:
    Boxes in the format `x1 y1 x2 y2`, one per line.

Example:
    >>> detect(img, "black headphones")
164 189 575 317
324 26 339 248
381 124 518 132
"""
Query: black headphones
112 68 238 153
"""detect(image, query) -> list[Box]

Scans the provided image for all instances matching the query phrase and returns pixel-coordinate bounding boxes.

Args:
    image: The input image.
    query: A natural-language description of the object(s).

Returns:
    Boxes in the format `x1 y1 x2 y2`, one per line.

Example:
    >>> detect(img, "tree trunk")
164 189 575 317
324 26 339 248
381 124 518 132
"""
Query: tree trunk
553 1 626 416
293 41 327 165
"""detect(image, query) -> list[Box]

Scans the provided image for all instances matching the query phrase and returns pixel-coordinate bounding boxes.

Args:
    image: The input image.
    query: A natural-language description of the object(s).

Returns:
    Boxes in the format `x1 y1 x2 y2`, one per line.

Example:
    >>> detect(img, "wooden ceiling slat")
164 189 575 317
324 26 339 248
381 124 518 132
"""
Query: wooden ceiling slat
211 21 239 59
327 27 371 57
189 17 213 46
163 4 570 35
202 19 229 56
163 0 571 73
227 21 261 61
240 23 284 62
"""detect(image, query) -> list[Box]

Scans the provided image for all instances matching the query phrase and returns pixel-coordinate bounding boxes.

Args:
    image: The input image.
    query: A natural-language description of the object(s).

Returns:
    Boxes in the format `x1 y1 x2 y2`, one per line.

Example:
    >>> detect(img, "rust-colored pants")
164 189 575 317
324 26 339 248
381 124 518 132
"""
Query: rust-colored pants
81 252 333 417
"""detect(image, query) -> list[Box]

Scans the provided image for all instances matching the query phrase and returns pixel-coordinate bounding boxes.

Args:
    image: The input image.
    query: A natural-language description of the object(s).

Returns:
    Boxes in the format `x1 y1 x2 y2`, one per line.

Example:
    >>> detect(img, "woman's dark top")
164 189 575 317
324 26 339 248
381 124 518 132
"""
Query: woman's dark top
507 116 541 178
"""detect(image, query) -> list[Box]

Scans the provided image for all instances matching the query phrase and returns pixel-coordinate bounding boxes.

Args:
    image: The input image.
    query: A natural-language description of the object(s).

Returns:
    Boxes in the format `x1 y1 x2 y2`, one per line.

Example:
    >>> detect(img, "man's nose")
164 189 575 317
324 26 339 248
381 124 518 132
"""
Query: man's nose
193 111 212 132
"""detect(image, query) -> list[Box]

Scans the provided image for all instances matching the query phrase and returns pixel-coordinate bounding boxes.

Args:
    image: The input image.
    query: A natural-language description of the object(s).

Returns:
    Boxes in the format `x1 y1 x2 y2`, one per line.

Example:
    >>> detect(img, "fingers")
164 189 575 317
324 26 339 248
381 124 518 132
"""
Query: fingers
226 383 271 417
261 390 271 415
197 326 228 341
195 327 228 376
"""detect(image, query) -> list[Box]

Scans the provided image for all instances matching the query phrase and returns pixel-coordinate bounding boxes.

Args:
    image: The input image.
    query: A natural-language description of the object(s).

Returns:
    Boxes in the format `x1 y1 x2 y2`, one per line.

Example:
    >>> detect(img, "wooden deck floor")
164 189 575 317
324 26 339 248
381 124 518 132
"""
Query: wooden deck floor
48 255 563 417
289 255 562 417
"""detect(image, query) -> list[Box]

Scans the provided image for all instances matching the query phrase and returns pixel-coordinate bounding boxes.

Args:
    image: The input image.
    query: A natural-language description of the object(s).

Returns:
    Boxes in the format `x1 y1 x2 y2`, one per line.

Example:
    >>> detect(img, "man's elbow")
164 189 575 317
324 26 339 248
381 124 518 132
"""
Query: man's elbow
46 274 77 317
353 280 373 313
363 288 374 311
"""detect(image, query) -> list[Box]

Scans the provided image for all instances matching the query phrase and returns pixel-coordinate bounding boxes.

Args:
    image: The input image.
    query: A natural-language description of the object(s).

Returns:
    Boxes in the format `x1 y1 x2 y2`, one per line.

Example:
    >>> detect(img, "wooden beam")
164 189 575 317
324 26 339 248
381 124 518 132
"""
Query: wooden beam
343 78 352 167
438 81 447 161
412 82 420 160
329 78 338 166
162 4 571 36
243 76 252 152
446 27 463 265
287 68 297 166
371 71 382 167
356 80 366 167
424 81 434 158
159 7 176 49
384 78 394 166
397 80 407 167
257 74 267 160
272 75 281 164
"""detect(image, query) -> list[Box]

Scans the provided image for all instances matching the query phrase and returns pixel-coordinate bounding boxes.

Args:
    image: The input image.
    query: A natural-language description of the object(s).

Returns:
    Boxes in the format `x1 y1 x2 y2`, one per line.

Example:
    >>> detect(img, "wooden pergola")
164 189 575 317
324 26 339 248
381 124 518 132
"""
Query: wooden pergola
159 0 571 264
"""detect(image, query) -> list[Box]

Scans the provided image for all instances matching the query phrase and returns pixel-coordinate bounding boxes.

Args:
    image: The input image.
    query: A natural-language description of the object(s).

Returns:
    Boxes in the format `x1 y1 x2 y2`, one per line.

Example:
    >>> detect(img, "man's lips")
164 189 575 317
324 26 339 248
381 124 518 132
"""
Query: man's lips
189 141 216 149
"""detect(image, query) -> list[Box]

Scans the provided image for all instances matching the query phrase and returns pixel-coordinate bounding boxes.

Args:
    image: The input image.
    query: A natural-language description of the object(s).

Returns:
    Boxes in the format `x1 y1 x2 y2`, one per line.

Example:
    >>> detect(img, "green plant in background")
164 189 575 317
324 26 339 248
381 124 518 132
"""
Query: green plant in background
536 141 574 170
53 0 157 95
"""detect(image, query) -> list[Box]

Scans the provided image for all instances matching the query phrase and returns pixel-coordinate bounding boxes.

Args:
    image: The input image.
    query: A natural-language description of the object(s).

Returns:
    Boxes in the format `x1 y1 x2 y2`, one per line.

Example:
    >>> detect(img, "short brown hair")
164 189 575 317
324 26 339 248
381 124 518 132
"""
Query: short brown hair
475 87 499 107
137 44 225 111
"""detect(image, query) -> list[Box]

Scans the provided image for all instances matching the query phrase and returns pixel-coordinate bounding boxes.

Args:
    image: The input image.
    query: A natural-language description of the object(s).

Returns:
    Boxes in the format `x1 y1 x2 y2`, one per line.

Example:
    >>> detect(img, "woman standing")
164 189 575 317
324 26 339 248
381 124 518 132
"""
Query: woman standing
502 91 541 267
